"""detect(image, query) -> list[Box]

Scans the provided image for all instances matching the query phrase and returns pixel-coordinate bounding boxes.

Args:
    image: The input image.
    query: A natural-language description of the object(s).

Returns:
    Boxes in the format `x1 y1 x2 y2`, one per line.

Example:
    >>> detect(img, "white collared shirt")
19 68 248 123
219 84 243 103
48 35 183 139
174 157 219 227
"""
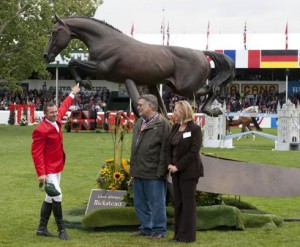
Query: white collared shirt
46 119 59 132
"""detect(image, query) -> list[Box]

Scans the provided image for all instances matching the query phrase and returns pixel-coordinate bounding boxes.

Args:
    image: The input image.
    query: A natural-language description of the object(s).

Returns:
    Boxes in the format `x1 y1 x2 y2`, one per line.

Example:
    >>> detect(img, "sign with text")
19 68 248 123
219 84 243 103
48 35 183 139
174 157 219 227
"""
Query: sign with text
226 83 279 95
85 189 127 215
241 84 278 95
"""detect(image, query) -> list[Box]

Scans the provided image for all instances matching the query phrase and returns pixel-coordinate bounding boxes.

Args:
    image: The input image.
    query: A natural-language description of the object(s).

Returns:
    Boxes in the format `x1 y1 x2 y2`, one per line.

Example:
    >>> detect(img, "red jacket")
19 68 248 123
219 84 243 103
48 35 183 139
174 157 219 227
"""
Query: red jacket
31 96 74 176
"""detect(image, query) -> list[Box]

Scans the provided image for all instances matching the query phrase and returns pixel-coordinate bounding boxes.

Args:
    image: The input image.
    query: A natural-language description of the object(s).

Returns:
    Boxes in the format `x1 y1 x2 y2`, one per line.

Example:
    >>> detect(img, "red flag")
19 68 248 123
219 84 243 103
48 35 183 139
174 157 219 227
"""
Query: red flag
285 22 288 50
130 22 134 38
243 22 247 50
161 17 165 45
167 22 170 46
206 21 210 50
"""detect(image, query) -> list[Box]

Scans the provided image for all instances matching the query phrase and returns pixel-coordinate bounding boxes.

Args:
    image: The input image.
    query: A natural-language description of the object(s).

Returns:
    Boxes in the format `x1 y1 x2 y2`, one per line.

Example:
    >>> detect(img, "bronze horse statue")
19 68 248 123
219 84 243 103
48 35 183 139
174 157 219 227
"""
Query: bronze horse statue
44 15 235 117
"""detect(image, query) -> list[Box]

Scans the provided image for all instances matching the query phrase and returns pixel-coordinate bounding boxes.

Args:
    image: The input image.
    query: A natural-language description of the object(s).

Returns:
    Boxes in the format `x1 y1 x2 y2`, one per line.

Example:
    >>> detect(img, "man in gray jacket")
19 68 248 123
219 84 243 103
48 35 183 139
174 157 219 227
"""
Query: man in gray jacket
130 94 171 239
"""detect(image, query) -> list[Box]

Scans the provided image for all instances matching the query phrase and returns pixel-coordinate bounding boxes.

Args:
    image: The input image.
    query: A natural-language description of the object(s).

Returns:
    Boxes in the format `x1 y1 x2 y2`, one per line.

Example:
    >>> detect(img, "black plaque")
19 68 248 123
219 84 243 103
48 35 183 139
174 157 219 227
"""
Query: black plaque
85 189 127 215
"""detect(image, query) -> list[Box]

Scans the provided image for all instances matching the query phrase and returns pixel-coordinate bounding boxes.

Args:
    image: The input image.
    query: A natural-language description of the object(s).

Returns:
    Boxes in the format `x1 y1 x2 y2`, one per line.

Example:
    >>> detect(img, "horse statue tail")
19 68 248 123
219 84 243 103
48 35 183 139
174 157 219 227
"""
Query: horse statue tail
203 51 236 96
251 117 262 131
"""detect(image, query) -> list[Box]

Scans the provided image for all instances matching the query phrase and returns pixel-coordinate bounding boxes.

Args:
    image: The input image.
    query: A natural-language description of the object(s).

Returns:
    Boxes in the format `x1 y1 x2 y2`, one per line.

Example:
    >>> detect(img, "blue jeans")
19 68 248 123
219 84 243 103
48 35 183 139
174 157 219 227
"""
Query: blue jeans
133 178 167 235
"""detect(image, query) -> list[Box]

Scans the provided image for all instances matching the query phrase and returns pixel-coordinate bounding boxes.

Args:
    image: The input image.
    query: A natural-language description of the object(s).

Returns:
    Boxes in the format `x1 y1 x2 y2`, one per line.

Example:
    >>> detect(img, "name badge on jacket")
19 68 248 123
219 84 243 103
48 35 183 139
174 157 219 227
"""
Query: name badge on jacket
183 131 191 138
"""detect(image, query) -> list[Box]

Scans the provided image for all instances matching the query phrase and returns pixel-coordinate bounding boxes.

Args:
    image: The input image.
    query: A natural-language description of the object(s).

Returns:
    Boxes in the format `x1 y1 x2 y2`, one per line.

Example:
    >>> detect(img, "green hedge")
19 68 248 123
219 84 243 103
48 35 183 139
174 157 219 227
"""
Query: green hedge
64 205 283 230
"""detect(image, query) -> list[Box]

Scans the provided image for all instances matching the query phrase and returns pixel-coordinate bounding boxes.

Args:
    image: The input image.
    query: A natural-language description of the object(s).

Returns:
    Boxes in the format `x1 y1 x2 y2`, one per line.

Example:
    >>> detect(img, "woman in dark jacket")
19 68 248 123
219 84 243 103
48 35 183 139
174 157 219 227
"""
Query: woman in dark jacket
168 100 203 243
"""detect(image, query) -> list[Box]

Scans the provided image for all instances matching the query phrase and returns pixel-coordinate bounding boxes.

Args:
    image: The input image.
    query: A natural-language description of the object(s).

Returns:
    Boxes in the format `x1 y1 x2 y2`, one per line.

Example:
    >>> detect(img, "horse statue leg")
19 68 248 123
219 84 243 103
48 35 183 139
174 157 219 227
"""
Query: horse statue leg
199 92 223 116
68 59 95 90
198 51 235 117
124 79 140 117
147 85 168 118
196 85 223 116
203 51 235 97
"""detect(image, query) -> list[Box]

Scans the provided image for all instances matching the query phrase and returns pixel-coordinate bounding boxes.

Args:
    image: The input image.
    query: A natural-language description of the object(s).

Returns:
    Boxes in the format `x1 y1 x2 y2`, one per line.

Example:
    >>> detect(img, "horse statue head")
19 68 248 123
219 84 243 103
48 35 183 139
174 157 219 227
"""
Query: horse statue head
44 15 72 63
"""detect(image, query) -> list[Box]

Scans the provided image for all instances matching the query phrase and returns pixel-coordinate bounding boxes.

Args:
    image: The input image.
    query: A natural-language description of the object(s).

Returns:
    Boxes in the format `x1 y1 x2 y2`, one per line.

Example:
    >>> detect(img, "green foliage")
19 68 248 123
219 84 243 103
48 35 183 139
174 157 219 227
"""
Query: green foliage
82 207 140 228
196 192 259 209
196 191 223 206
0 0 103 92
122 181 134 206
95 113 132 191
223 197 258 210
202 128 300 168
63 205 88 229
96 158 131 190
196 205 245 230
241 213 283 229
70 204 283 232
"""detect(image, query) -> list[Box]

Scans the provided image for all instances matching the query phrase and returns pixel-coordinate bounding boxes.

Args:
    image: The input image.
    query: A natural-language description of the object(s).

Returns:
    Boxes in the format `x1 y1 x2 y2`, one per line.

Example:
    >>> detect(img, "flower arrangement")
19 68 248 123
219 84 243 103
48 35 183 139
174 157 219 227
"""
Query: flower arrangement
96 112 132 191
96 158 131 190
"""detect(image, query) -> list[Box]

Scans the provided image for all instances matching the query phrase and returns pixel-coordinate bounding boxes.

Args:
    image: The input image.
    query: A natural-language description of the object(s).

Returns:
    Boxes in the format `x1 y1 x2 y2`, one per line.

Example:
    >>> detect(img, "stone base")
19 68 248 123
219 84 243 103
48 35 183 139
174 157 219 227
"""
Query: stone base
203 139 233 148
274 142 300 151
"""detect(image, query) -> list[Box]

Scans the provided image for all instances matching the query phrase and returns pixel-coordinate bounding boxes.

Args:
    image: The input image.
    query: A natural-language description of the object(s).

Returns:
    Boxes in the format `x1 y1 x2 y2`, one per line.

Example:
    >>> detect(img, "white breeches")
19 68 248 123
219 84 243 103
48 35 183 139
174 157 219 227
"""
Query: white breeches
45 173 62 203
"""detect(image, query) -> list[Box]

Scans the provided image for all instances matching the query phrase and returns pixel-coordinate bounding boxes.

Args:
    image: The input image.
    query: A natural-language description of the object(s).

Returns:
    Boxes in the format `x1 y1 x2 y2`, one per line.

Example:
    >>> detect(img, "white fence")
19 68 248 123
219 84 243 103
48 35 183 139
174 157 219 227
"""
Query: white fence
0 110 278 128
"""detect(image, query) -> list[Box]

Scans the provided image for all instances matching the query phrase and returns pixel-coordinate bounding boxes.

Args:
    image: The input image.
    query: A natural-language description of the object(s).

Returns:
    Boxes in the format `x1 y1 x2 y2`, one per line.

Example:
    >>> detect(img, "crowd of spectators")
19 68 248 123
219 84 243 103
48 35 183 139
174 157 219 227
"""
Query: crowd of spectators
225 90 300 114
0 87 111 112
1 86 300 114
163 89 300 114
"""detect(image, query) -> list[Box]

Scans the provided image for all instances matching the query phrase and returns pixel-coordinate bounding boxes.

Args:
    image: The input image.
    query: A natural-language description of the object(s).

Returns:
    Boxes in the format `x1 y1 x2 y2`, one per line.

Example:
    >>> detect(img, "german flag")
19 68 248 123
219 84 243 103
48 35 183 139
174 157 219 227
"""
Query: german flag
260 50 298 68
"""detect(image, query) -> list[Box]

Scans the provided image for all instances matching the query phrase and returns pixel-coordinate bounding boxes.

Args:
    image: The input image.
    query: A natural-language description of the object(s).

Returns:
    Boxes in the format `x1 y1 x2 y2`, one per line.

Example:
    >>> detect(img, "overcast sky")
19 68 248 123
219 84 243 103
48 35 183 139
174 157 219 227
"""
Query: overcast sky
95 0 300 35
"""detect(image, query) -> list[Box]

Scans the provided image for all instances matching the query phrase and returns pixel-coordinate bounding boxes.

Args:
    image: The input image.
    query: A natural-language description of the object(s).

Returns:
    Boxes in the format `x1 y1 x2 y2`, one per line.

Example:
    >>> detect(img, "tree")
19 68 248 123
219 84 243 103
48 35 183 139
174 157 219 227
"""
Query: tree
0 0 103 93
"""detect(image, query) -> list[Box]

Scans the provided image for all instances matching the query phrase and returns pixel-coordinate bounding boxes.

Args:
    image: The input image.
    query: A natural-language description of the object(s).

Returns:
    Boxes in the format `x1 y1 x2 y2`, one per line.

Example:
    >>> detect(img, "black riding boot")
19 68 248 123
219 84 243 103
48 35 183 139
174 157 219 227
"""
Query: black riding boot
52 200 70 240
36 201 56 237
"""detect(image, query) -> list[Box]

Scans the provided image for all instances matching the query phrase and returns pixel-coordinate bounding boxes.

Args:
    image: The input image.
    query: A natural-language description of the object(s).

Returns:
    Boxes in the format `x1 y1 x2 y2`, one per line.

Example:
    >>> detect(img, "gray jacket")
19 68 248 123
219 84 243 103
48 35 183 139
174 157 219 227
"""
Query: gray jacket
130 114 171 179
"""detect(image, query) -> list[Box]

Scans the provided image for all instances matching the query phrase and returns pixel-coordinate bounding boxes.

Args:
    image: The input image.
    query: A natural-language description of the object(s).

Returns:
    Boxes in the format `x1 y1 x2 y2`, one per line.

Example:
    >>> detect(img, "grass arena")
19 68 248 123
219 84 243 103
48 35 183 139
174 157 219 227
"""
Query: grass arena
1 125 300 247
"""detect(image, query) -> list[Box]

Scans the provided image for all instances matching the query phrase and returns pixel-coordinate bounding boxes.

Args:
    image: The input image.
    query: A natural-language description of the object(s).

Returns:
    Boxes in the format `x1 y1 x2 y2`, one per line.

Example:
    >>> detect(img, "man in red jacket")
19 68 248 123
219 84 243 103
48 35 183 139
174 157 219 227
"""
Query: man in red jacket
31 83 80 240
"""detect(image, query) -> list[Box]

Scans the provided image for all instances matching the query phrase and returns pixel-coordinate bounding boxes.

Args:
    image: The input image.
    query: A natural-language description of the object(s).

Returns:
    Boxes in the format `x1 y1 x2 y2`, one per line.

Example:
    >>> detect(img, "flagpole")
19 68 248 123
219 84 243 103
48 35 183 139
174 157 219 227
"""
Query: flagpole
160 9 166 97
55 67 59 106
285 22 289 103
285 69 289 103
206 21 210 50
166 21 170 46
285 22 288 50
130 21 134 38
205 20 210 87
129 21 135 113
243 21 247 50
161 9 165 45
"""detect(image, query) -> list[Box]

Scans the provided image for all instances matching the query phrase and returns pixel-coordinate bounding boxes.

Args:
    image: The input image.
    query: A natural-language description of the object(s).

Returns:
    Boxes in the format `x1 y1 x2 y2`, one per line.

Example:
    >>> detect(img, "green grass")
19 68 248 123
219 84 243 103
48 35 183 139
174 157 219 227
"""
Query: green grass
203 128 299 168
1 125 300 247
